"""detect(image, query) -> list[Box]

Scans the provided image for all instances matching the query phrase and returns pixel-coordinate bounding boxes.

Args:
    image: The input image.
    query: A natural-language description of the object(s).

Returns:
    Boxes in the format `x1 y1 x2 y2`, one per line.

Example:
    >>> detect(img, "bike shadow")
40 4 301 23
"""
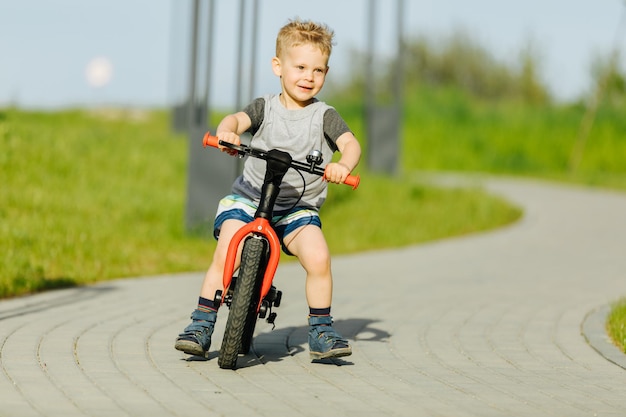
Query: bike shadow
238 317 391 368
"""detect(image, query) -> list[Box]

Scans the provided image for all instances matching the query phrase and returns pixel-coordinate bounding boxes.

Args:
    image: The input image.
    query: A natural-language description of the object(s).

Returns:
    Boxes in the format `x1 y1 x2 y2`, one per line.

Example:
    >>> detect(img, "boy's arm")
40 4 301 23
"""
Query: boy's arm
215 111 252 149
325 132 361 184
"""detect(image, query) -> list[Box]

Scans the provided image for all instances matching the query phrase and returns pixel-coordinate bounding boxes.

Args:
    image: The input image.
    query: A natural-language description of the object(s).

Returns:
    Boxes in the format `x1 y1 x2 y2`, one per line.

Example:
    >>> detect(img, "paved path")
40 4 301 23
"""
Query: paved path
2 177 626 417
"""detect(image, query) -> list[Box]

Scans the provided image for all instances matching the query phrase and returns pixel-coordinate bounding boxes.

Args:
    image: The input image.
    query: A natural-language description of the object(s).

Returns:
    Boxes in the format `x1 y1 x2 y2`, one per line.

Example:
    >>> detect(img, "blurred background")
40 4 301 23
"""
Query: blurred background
1 0 625 110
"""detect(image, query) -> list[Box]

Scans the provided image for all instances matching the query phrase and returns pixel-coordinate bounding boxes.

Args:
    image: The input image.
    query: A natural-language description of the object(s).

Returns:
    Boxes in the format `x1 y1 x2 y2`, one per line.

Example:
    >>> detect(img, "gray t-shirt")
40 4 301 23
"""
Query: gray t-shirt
243 96 352 150
230 94 352 211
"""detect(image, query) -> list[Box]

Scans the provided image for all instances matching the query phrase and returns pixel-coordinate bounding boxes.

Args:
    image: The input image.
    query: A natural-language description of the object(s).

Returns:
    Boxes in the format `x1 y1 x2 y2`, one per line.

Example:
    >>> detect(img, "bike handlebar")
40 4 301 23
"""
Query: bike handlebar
202 132 360 190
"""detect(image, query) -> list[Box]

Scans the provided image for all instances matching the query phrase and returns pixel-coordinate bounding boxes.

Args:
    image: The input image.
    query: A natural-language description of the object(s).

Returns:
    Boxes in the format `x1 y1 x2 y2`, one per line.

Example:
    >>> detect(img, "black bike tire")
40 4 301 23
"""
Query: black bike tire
239 308 258 355
239 283 262 354
218 237 266 369
240 238 268 355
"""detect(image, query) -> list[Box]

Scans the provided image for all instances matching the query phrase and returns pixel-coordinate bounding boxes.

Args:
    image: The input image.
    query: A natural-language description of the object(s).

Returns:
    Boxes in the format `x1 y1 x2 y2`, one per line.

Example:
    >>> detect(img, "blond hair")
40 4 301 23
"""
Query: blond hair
275 18 335 59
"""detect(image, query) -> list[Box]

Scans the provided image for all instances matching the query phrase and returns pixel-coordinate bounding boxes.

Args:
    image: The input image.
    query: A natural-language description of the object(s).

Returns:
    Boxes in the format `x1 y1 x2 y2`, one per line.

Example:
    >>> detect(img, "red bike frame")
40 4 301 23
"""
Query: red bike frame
222 218 280 312
202 132 359 313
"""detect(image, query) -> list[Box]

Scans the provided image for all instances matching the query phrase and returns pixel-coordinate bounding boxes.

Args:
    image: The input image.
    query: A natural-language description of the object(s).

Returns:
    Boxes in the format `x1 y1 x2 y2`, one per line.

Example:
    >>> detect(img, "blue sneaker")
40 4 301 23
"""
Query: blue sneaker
308 315 352 360
175 309 216 358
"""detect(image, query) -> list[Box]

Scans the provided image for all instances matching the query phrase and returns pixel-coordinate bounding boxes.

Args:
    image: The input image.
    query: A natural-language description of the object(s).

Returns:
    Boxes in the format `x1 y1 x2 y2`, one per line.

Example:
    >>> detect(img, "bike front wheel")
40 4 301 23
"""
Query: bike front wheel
218 236 267 369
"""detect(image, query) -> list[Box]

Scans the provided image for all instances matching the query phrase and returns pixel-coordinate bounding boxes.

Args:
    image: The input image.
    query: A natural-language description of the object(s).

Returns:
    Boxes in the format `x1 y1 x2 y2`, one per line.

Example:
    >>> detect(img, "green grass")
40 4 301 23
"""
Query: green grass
333 86 626 189
0 109 212 296
0 107 521 298
608 299 626 353
322 174 520 253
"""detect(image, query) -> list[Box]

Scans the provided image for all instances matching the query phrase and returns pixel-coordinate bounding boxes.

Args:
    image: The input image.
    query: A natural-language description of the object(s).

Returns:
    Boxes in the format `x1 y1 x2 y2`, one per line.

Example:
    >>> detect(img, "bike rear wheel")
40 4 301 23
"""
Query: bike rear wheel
218 236 267 369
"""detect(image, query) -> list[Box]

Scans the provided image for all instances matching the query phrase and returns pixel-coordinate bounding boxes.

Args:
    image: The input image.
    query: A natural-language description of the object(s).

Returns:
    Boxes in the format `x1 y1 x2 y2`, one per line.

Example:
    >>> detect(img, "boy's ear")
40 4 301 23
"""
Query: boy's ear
271 57 282 77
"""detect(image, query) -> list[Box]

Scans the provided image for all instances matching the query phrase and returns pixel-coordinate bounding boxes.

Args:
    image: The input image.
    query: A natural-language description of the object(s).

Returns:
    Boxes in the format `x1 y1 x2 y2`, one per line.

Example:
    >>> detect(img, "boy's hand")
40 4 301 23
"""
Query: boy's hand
216 132 241 156
324 162 351 184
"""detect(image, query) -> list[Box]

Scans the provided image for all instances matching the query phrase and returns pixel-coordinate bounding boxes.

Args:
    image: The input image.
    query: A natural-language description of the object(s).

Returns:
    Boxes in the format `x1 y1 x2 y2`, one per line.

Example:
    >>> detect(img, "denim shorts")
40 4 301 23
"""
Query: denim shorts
213 194 322 255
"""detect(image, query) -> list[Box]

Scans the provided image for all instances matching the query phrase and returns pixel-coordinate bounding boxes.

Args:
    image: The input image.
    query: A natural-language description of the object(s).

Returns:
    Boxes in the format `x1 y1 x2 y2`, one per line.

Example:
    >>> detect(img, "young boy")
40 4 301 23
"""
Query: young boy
175 18 361 360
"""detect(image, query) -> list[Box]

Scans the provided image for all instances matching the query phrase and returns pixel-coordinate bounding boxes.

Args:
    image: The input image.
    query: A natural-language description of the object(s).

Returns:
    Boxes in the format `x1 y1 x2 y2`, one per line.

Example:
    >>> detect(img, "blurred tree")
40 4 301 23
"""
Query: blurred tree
592 51 626 106
332 30 551 104
570 51 626 172
517 43 550 105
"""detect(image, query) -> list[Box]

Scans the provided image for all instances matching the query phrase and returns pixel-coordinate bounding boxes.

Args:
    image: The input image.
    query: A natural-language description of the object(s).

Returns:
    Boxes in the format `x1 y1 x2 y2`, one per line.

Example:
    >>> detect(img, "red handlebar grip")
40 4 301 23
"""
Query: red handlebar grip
203 132 219 148
344 174 360 190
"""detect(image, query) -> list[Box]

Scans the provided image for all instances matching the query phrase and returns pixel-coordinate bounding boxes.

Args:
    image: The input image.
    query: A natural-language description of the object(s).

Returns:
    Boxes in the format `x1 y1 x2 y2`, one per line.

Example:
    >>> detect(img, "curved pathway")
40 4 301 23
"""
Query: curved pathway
2 177 626 417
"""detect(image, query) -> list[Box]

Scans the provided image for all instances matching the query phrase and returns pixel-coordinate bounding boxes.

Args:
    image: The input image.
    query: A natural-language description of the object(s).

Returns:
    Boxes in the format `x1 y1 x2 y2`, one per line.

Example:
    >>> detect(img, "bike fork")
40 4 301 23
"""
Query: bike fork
216 227 283 324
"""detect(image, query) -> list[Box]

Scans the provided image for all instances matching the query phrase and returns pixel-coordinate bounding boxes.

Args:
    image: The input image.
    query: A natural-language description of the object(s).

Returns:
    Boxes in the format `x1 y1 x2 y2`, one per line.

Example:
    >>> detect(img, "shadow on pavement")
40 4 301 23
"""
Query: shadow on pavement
179 318 390 368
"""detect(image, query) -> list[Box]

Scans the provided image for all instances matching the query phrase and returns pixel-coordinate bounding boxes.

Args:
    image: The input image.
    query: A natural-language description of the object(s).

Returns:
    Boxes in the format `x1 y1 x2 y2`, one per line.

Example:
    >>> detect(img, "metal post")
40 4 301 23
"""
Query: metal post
365 0 376 107
201 0 215 117
395 0 405 110
248 0 259 102
365 0 403 175
186 0 200 132
184 0 236 233
235 0 246 109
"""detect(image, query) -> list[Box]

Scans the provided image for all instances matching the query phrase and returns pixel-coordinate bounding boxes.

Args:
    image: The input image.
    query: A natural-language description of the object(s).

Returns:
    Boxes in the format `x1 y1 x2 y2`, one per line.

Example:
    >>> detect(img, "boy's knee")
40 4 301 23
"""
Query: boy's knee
300 250 331 275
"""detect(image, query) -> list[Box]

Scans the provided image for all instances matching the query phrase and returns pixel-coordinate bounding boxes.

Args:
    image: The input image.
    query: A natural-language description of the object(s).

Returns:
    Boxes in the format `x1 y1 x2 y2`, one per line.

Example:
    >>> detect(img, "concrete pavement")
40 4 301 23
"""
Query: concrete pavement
2 176 626 416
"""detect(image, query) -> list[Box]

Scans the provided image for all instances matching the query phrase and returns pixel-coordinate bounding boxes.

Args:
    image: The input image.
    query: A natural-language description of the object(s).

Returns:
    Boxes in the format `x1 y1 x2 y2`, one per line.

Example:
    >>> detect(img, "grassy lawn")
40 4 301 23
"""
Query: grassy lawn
1 109 212 296
0 107 521 298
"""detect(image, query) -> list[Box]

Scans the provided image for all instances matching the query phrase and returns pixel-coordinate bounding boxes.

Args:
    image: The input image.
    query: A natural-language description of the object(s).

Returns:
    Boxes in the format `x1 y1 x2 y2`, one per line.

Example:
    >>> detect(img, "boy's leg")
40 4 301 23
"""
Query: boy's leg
284 225 352 359
175 219 245 357
199 218 246 300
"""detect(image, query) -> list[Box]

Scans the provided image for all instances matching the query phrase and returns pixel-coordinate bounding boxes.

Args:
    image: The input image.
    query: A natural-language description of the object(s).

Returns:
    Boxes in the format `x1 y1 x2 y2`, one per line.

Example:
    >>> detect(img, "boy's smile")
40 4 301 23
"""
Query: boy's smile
272 43 329 109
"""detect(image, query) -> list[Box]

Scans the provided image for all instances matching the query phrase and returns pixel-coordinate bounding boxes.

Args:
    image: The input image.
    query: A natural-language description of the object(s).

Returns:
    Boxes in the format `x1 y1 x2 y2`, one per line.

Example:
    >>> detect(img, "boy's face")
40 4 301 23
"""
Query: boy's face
272 43 329 108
